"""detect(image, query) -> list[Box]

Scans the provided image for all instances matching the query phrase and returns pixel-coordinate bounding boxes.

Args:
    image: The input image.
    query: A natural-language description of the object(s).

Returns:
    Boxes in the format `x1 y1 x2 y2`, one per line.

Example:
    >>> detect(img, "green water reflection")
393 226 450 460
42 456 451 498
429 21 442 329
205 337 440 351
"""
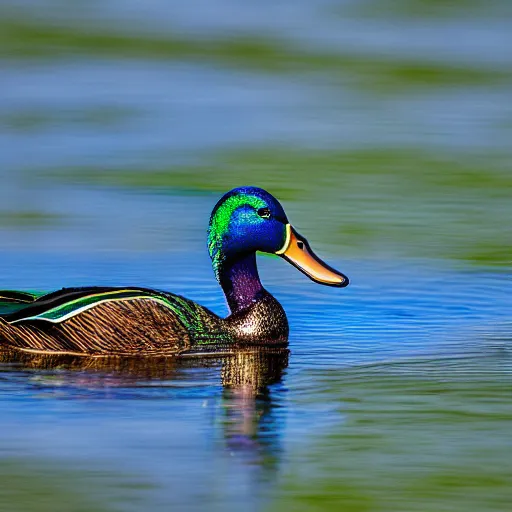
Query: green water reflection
48 147 512 266
268 357 512 512
0 459 150 512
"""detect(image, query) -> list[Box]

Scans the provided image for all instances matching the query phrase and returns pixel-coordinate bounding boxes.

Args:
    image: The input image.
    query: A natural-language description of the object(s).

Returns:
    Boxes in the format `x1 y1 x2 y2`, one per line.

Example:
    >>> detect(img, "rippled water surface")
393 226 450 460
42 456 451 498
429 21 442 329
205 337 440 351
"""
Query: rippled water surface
1 1 511 510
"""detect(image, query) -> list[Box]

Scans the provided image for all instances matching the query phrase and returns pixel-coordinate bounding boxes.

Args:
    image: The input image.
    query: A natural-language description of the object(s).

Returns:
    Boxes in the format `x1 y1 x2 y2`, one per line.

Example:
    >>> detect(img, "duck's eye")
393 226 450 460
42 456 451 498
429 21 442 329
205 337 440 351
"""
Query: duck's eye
257 207 271 219
297 240 304 250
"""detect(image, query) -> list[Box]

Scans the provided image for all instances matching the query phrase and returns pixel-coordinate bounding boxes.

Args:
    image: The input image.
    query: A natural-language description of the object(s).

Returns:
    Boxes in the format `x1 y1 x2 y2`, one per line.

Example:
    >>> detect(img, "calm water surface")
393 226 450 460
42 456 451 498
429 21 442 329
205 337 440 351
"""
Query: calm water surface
1 1 511 511
0 241 510 511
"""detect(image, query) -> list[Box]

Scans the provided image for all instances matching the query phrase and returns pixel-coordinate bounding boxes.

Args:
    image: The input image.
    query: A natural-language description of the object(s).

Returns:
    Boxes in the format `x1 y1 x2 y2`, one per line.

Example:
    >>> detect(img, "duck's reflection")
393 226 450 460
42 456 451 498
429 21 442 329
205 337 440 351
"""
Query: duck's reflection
0 347 288 471
0 347 288 385
219 349 288 466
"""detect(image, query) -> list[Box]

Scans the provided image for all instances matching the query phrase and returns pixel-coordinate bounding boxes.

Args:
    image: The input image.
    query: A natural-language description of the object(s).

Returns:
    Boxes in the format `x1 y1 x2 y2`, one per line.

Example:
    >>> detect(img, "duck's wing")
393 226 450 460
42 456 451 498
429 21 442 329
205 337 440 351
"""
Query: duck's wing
3 286 201 326
0 287 113 319
0 286 222 356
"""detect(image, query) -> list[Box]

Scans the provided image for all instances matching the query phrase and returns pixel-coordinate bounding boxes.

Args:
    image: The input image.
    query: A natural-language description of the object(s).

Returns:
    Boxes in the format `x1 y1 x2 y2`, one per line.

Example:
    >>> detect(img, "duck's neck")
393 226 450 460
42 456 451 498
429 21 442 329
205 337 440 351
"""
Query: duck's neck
218 253 264 314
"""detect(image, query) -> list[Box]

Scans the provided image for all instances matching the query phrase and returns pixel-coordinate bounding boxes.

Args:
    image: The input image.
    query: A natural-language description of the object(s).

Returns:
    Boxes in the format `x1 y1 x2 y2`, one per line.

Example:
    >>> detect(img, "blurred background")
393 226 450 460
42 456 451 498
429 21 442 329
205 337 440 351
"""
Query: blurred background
0 1 511 511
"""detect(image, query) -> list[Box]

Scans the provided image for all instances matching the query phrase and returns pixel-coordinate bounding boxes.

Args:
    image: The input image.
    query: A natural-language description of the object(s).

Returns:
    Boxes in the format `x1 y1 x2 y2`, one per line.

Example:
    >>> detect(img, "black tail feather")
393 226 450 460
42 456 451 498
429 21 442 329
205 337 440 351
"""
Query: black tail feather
0 290 38 304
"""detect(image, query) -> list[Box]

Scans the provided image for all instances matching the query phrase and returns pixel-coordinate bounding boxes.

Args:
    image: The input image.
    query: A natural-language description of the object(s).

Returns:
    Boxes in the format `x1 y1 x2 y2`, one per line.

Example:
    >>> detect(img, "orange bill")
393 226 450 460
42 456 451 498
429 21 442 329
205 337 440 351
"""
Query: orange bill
276 224 349 287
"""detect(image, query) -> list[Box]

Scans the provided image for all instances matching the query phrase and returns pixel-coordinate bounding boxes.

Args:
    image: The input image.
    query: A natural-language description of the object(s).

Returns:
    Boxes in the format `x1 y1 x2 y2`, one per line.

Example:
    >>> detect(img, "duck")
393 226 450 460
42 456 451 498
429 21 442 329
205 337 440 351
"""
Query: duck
0 187 348 357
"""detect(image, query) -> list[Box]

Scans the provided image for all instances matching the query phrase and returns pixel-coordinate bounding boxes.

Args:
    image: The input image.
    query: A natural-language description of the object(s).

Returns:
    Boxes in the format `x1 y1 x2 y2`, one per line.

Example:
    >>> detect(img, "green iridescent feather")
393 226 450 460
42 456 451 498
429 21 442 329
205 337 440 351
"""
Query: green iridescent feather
0 290 39 303
207 193 266 278
10 289 191 328
0 291 40 316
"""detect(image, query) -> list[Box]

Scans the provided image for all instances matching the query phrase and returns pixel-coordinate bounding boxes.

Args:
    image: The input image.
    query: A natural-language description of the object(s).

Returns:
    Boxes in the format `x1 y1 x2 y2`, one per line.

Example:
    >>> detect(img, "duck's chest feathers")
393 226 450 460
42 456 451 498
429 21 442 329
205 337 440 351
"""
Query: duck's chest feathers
224 291 288 345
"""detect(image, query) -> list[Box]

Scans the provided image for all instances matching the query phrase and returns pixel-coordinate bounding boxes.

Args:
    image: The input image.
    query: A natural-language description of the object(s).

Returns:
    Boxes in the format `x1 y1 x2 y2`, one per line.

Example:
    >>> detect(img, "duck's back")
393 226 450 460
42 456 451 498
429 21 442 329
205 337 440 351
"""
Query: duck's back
0 287 221 356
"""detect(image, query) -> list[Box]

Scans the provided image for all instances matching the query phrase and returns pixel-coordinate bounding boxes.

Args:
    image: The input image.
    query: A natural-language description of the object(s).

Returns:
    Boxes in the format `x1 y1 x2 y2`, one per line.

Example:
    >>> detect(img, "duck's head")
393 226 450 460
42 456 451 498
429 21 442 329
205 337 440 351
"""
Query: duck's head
208 187 348 287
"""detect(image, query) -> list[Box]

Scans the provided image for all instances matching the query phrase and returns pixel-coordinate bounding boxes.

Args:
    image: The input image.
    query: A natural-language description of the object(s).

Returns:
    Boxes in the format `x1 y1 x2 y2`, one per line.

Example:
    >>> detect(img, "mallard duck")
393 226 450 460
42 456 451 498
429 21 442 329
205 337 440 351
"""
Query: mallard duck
0 187 348 357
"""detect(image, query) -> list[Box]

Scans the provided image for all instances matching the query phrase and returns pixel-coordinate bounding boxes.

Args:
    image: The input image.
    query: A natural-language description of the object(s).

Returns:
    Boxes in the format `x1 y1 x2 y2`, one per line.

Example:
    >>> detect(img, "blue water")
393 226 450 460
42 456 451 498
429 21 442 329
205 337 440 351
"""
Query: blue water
1 211 510 510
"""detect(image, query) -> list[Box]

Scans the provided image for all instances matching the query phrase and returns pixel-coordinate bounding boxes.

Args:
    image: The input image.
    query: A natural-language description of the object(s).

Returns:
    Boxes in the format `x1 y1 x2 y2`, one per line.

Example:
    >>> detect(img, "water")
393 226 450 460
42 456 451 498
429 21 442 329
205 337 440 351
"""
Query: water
0 248 510 511
1 1 511 510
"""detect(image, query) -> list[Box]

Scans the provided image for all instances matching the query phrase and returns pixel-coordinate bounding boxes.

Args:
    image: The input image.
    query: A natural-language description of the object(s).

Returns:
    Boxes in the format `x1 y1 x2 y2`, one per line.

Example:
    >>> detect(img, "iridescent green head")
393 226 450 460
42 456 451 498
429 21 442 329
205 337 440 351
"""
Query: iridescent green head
208 187 288 278
208 187 348 287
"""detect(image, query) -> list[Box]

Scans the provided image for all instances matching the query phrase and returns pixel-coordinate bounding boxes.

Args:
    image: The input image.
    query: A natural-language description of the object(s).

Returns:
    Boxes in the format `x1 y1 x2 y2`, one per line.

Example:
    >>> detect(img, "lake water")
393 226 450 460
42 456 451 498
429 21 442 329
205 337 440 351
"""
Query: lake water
1 1 511 511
